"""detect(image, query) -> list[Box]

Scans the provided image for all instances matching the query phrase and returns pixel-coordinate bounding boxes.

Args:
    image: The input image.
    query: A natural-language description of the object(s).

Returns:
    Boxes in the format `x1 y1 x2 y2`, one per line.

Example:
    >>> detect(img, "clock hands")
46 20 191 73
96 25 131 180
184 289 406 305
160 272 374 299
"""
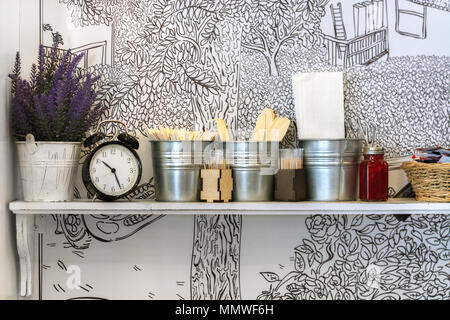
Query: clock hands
113 172 122 189
102 161 113 170
102 161 122 189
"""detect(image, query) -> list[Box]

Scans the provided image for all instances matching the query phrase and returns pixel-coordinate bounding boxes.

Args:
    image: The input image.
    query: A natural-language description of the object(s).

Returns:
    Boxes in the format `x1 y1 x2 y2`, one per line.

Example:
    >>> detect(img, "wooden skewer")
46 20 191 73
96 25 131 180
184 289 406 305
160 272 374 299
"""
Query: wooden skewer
279 155 302 170
216 118 229 141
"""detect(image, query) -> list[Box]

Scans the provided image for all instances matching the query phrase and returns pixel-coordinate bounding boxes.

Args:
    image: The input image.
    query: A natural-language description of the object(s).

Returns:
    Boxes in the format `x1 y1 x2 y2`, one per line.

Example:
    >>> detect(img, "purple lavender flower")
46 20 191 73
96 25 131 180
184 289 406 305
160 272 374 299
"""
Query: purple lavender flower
8 35 106 141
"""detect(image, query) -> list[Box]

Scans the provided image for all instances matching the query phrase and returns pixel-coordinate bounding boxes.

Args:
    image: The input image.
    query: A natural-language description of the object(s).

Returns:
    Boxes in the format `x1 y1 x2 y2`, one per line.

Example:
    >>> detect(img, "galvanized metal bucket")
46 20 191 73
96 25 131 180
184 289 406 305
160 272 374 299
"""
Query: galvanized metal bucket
298 139 363 201
150 141 210 202
16 140 81 201
225 141 278 202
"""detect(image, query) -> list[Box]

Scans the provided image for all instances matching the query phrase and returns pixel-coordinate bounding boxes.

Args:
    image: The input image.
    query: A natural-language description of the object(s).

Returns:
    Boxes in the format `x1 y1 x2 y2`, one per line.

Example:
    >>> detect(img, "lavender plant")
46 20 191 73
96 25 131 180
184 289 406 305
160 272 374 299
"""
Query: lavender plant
9 39 106 141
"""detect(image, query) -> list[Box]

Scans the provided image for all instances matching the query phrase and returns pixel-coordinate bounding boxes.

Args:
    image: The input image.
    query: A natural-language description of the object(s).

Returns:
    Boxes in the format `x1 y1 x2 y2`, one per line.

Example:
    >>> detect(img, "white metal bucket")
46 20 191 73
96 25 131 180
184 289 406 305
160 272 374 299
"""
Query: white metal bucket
15 140 81 201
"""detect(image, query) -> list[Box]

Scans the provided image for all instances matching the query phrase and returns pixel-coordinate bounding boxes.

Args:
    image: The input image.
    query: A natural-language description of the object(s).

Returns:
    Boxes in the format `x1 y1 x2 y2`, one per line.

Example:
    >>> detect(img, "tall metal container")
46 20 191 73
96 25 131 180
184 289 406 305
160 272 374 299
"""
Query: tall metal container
150 141 210 202
226 141 278 201
298 139 363 201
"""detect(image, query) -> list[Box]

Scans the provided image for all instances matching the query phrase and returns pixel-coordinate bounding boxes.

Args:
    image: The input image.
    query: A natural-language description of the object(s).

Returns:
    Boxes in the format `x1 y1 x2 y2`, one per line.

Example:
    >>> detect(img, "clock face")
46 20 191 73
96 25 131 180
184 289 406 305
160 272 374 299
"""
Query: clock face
88 143 141 197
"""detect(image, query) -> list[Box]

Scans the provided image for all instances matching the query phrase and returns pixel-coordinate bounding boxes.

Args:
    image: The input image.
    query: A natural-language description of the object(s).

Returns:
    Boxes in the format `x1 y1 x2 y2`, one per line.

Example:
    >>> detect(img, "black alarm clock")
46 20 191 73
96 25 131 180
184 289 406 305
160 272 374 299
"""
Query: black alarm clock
82 120 142 201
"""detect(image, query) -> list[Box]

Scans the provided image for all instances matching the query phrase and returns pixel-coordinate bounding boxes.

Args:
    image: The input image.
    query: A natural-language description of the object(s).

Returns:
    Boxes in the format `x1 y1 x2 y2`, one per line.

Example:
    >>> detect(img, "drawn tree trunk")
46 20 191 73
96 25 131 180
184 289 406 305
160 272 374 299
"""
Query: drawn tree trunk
191 214 242 300
207 19 243 131
189 20 244 300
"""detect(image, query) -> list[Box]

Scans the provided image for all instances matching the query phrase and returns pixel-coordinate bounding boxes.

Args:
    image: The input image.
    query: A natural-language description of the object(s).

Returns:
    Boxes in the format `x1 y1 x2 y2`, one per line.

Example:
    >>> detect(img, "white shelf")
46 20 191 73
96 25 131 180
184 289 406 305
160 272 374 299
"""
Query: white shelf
9 199 450 215
9 199 450 298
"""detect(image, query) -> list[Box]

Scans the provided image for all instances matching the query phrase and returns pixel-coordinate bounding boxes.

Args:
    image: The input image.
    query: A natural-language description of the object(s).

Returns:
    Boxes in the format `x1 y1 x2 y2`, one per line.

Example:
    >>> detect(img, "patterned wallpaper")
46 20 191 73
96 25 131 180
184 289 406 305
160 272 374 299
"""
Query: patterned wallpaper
409 0 450 11
31 0 450 299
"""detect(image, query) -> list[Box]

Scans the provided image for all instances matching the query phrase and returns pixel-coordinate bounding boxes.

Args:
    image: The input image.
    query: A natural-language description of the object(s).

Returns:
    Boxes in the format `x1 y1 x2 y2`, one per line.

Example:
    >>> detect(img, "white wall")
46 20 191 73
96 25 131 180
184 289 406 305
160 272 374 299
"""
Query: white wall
0 0 20 300
0 0 40 300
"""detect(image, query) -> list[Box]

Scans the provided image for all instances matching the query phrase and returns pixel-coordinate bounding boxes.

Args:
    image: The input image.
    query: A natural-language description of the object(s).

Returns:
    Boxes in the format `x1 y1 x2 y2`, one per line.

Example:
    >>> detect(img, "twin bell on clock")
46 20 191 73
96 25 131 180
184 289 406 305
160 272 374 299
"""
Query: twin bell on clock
82 120 142 201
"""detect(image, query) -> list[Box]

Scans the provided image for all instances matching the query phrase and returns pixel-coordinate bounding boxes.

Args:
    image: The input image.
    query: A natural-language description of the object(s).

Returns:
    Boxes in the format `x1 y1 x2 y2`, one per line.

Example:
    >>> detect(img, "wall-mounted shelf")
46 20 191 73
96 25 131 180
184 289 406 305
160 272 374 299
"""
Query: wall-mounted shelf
9 198 450 216
9 199 450 298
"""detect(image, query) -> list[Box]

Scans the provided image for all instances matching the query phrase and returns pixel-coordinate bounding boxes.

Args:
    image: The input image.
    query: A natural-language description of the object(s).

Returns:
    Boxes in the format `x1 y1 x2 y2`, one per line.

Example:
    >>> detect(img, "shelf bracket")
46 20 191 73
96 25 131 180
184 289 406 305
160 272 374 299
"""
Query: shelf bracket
16 214 36 297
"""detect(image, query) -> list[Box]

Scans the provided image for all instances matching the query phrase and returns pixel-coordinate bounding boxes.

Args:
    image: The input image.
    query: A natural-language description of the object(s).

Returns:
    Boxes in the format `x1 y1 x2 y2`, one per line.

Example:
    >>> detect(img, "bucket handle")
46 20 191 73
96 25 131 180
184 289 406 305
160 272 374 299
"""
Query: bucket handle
25 134 38 155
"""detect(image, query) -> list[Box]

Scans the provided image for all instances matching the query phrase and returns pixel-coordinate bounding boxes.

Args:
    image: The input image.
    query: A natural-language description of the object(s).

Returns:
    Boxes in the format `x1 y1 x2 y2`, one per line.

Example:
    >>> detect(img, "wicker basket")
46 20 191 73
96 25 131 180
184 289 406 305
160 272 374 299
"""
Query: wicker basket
400 162 450 202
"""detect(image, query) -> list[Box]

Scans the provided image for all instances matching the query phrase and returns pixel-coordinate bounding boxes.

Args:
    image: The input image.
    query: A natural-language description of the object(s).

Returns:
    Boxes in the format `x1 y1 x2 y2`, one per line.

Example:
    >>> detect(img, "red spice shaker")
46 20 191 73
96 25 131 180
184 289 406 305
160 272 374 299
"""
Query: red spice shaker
359 146 388 201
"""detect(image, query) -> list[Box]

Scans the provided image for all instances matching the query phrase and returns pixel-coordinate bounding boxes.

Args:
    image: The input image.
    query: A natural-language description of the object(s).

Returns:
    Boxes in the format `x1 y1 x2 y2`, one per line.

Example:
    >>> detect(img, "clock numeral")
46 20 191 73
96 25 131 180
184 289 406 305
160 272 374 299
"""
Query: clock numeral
95 177 99 183
121 184 125 189
127 177 131 182
103 184 106 190
130 168 135 173
127 157 131 164
92 168 97 173
111 148 116 155
96 159 101 164
111 186 115 192
102 151 107 158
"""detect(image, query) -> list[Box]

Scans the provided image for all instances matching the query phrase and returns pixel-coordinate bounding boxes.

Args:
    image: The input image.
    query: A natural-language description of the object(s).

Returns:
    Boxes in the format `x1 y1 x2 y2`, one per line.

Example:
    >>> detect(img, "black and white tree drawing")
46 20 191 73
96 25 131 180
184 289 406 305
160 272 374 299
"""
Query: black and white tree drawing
241 0 327 76
39 0 450 300
112 0 241 132
59 0 117 26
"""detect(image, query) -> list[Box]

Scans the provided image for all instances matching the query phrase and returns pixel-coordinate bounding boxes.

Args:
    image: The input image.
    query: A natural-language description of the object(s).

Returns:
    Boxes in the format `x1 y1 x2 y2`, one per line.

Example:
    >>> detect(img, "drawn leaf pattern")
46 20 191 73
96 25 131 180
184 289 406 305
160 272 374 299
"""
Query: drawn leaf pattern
259 214 450 300
45 0 450 300
260 272 280 283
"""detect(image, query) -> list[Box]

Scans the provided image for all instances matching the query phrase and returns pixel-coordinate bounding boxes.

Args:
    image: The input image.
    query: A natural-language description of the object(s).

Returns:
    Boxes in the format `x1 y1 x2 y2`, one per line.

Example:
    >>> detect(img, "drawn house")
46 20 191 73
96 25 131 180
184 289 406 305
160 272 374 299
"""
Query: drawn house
40 0 112 68
325 0 389 68
42 39 107 69
395 0 450 39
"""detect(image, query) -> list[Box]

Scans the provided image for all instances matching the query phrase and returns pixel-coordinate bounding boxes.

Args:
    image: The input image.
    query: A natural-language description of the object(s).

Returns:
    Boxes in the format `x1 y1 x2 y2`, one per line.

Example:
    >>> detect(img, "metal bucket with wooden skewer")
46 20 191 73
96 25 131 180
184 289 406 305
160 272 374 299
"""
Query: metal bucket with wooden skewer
150 141 209 201
216 109 289 201
148 126 218 201
225 141 278 201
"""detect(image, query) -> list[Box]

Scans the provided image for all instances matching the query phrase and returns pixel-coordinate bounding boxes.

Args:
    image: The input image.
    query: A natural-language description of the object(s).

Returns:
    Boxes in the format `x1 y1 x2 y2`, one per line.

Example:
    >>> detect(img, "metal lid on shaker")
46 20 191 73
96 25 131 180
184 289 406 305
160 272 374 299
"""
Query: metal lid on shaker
363 145 385 155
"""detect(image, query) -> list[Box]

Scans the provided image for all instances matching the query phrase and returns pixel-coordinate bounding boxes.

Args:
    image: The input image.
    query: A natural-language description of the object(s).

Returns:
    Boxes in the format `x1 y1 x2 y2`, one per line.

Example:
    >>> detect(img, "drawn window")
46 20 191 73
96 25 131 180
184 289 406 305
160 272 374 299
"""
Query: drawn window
395 0 428 39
